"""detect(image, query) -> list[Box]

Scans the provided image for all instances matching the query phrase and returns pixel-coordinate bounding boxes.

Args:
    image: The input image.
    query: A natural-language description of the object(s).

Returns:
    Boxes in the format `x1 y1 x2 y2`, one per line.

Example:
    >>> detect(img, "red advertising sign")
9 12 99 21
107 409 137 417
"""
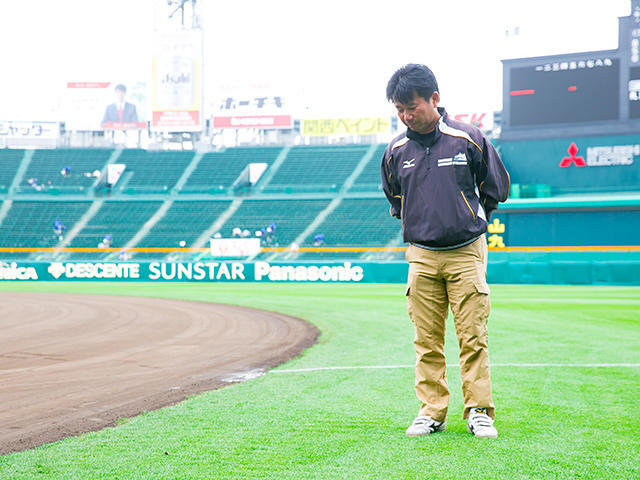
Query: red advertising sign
213 115 293 129
559 142 586 167
101 121 147 130
67 82 111 89
152 111 200 129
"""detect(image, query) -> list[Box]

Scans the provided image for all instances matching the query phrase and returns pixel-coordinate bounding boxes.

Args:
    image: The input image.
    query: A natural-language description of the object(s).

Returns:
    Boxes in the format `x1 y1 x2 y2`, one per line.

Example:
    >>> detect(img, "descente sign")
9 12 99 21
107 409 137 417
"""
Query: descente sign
0 261 404 283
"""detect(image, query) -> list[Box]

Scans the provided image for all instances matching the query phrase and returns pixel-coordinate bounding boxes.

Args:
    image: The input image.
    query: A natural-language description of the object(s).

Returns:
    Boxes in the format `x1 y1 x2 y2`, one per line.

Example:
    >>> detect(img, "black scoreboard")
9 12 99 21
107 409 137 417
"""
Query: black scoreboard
509 58 620 127
502 1 640 136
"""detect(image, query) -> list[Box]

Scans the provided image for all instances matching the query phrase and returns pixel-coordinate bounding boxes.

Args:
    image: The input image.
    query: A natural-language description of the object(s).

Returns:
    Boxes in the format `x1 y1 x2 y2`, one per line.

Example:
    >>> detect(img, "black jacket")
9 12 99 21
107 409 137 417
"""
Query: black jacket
381 108 510 249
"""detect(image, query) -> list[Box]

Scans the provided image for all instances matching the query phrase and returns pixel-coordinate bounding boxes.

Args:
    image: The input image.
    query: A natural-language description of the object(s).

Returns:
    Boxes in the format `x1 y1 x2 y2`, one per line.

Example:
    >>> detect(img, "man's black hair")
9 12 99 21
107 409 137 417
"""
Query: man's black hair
115 84 127 93
386 64 439 104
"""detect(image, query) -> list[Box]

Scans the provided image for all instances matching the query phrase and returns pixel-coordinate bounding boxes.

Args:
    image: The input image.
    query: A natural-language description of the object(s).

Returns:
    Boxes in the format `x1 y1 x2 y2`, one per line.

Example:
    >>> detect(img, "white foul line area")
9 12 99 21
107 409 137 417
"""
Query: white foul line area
271 363 640 374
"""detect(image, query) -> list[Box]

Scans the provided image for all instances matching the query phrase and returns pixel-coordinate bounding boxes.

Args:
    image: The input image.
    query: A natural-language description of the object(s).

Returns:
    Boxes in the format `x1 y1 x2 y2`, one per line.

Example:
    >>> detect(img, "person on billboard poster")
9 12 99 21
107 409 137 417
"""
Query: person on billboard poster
101 84 138 126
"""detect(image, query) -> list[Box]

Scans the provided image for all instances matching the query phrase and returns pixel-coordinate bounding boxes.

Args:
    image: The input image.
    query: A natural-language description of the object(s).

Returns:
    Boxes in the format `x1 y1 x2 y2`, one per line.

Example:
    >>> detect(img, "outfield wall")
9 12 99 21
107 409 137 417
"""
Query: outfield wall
1 253 638 285
499 134 640 194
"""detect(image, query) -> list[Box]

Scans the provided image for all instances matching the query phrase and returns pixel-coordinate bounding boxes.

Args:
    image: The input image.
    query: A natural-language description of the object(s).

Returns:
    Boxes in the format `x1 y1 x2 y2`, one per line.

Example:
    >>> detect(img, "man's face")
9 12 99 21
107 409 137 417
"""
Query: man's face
393 90 440 134
115 89 125 103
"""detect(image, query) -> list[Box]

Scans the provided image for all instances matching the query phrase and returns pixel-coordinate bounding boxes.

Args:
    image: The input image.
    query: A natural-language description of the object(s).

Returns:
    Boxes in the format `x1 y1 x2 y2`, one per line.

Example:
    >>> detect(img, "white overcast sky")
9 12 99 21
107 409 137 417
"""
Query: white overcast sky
0 0 631 121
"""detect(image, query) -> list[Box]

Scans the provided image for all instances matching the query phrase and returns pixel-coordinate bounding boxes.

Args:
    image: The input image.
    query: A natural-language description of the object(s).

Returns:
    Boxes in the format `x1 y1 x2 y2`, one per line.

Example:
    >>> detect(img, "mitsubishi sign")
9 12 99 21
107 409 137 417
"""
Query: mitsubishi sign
560 142 638 167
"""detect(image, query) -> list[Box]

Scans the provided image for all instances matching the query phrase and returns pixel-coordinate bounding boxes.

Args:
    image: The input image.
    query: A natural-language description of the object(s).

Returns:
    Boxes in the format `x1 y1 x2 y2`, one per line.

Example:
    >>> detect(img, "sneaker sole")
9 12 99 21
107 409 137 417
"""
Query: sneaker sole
466 425 497 439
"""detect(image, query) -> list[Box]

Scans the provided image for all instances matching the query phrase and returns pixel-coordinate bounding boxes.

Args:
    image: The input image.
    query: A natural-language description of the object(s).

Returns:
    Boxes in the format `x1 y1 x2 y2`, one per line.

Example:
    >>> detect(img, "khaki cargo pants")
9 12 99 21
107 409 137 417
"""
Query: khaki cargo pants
405 235 495 421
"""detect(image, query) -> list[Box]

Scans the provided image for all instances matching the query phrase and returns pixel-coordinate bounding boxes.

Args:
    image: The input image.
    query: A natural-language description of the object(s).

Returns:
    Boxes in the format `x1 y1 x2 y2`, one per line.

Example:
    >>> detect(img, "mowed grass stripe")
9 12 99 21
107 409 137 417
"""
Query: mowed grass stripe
0 283 638 480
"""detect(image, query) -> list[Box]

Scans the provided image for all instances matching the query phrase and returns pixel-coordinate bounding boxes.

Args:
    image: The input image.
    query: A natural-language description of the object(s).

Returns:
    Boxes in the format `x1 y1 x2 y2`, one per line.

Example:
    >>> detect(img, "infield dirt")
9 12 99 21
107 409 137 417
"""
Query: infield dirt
0 292 318 454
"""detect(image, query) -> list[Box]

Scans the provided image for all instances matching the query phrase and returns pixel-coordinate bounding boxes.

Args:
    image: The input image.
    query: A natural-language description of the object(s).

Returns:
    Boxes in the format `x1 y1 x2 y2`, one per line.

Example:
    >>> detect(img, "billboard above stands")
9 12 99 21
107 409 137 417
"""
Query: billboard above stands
151 30 203 132
212 94 291 130
213 115 292 129
65 81 148 131
0 121 59 147
301 117 390 136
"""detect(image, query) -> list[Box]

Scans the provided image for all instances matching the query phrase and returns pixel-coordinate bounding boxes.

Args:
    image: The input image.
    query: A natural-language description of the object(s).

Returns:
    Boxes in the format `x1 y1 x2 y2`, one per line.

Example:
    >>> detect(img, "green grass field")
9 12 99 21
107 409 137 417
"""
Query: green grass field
0 282 639 479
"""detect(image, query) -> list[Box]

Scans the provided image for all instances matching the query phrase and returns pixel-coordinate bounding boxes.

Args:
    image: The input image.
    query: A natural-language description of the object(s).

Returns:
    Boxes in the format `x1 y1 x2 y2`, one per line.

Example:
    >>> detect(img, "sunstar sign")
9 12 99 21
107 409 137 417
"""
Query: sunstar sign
560 142 639 167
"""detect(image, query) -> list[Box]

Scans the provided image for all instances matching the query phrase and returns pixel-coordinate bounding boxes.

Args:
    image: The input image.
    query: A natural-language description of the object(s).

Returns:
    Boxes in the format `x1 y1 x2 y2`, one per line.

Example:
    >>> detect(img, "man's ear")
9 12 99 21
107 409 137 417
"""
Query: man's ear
431 91 440 108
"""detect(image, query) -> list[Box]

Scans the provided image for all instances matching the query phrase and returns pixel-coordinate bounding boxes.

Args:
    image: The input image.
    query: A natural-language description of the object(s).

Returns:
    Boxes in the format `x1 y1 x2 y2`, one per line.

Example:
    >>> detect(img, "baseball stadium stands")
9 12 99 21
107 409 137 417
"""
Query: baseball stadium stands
219 199 331 247
0 149 25 192
349 144 387 192
182 147 282 193
115 150 195 193
0 200 92 251
310 198 397 247
21 148 111 193
263 145 369 193
70 201 163 249
137 200 233 247
0 142 638 279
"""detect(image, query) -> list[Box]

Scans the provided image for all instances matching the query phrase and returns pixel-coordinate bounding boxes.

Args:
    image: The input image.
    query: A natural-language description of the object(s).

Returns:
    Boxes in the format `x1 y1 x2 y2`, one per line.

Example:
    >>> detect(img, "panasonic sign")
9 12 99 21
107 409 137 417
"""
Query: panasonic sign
254 262 364 282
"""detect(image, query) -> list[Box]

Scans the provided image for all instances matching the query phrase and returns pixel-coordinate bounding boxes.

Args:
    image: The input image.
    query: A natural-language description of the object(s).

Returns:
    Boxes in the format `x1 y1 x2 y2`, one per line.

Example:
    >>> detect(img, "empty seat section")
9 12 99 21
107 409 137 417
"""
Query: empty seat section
264 145 368 193
137 200 232 247
116 150 194 192
71 201 162 249
182 147 282 193
20 148 111 193
349 144 386 192
0 149 25 192
220 199 330 247
307 198 399 246
0 200 91 251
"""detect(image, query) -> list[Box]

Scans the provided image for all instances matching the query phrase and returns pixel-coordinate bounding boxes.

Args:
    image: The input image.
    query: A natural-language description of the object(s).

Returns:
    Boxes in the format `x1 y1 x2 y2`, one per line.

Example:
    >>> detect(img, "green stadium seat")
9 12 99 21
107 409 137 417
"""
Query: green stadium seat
0 149 25 191
263 145 369 193
19 148 111 194
181 147 282 193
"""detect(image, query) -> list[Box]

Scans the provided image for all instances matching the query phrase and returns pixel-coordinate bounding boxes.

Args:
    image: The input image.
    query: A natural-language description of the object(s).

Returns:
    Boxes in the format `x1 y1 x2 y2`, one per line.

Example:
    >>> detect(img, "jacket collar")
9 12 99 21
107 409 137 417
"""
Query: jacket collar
405 107 447 147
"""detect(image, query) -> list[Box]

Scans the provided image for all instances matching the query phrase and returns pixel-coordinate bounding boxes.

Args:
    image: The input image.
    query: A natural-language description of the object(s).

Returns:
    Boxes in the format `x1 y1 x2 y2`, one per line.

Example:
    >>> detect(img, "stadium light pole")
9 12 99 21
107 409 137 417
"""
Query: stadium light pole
167 0 198 28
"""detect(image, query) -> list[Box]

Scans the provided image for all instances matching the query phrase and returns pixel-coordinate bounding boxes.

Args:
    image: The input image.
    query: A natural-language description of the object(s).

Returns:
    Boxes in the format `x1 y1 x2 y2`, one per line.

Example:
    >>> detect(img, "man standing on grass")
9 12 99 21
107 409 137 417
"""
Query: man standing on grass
381 64 510 438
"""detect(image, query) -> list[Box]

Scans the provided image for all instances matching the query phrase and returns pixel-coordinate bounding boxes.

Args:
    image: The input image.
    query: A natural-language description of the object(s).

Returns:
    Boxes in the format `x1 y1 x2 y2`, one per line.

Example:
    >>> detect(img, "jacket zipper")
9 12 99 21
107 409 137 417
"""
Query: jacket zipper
460 191 476 222
401 194 405 234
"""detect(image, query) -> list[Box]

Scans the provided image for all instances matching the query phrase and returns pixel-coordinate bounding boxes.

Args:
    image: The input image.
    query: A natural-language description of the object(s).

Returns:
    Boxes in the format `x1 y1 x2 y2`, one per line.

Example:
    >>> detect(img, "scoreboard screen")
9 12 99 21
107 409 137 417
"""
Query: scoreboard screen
508 58 620 127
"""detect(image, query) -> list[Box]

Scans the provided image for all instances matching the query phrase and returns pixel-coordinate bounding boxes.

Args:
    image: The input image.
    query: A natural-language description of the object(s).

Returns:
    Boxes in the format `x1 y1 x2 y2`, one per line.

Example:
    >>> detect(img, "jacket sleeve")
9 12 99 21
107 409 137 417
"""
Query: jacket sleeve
381 146 401 219
470 135 510 220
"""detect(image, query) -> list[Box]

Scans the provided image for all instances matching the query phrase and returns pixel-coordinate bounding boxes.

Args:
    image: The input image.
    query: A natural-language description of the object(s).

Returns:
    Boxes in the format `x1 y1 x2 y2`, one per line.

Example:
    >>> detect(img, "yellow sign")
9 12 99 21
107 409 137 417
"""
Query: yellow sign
488 234 505 248
487 218 505 233
302 117 390 136
487 218 506 248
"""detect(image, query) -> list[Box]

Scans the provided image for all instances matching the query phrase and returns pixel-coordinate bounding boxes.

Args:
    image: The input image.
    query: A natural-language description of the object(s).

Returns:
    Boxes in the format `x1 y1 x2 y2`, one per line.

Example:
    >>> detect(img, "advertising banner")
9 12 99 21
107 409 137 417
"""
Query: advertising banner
212 94 291 130
0 121 59 147
151 30 203 131
65 81 147 131
301 117 390 136
0 261 407 283
1 258 637 285
213 115 292 129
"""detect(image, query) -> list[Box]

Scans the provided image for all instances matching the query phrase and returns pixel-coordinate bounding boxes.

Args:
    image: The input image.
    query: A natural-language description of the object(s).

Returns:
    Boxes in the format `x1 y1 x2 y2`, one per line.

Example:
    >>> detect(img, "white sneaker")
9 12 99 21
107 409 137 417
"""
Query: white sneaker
467 407 498 438
405 416 446 437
